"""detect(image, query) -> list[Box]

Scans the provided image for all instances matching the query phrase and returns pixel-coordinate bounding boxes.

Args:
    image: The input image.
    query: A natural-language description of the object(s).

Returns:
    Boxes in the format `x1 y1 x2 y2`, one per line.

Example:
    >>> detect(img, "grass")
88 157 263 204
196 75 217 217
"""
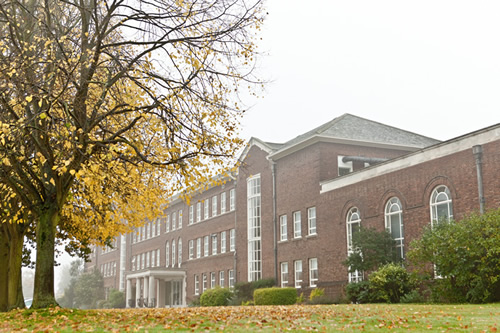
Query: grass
0 303 498 332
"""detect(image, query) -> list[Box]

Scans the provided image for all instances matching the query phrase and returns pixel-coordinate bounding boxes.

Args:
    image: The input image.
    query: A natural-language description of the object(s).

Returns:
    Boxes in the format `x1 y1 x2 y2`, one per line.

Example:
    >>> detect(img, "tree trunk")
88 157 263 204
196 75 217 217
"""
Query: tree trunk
32 206 59 309
0 225 9 312
7 224 24 309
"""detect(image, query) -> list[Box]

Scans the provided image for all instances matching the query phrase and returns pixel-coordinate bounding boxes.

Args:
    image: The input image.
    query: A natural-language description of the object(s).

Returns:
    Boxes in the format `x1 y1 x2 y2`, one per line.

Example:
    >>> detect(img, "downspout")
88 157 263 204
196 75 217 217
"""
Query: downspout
271 160 278 285
472 145 485 214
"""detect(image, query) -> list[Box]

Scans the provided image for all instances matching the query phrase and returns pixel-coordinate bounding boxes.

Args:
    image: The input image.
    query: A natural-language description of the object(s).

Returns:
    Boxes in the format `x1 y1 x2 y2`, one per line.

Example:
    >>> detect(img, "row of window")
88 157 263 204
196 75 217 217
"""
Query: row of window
188 188 236 226
346 185 453 282
131 249 161 271
101 261 117 277
194 269 235 295
101 238 118 254
188 229 236 260
280 258 318 288
279 207 317 241
132 219 162 244
165 239 183 268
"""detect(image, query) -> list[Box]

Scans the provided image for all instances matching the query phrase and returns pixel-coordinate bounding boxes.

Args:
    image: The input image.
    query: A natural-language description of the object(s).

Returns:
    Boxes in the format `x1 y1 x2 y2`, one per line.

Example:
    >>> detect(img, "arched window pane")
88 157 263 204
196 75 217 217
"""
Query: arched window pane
430 186 453 225
385 197 404 260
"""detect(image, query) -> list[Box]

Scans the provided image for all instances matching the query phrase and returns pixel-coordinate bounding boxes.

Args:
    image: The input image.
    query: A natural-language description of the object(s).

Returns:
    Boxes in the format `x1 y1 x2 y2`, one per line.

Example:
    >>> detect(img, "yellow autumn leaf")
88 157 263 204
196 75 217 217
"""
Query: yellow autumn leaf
25 95 32 102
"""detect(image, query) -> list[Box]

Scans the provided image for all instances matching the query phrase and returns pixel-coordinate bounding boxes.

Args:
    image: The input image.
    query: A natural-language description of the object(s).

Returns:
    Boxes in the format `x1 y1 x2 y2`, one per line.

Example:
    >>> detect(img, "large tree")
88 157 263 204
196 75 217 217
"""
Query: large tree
0 0 264 309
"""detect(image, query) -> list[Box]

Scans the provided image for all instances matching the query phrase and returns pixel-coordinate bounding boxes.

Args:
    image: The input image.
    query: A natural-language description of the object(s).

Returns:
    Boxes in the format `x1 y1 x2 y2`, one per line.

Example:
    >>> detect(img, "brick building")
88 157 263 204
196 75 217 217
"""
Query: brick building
85 114 500 307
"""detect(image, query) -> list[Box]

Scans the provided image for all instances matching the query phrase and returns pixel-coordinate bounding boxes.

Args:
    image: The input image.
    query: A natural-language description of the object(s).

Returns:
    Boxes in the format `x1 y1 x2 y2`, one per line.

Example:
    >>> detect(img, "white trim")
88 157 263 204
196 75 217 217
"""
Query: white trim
321 125 500 194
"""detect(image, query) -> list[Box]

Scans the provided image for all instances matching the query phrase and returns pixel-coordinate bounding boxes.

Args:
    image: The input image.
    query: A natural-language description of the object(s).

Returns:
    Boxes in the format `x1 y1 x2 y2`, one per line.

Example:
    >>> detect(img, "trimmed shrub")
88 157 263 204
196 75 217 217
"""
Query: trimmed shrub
368 263 415 303
200 287 233 307
253 287 297 305
231 278 275 305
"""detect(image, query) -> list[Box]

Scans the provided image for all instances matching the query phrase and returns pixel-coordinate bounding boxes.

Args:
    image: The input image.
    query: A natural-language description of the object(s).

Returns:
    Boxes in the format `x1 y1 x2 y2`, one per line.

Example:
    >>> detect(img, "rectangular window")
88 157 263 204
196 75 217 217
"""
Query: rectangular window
189 205 194 225
281 262 288 288
171 241 176 267
230 228 235 252
220 192 226 214
178 210 183 229
151 250 156 268
202 273 207 292
165 242 169 267
196 238 201 258
229 269 235 288
294 260 303 288
308 207 317 236
219 271 225 287
309 258 318 287
220 231 226 253
194 275 200 295
137 254 141 270
172 213 176 231
204 200 209 219
141 253 145 269
147 222 151 239
156 249 160 267
146 251 150 268
293 211 302 238
280 215 287 241
189 240 194 259
247 175 261 282
211 234 218 255
132 256 136 271
132 230 137 244
196 202 201 222
204 235 209 257
229 189 235 211
157 218 161 236
210 272 216 288
212 196 217 217
166 216 170 233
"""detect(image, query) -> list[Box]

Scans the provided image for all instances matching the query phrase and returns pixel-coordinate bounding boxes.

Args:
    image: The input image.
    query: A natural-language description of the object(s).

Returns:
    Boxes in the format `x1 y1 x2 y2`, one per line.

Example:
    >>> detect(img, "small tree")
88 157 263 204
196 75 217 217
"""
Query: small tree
343 226 398 276
408 209 500 303
73 268 104 309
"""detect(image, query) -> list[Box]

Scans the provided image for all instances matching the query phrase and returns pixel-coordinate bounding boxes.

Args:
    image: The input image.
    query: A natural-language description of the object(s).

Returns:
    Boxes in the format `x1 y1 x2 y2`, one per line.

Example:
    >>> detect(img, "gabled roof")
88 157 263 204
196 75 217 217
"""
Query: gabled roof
268 113 440 160
238 137 283 162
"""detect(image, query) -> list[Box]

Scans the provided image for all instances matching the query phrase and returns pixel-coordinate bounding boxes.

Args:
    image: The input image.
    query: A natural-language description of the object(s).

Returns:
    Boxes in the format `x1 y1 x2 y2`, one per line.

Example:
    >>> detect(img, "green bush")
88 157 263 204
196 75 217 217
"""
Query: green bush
309 288 325 302
400 290 425 304
200 287 233 307
231 278 275 305
345 281 371 304
107 289 126 308
368 263 415 303
253 287 297 305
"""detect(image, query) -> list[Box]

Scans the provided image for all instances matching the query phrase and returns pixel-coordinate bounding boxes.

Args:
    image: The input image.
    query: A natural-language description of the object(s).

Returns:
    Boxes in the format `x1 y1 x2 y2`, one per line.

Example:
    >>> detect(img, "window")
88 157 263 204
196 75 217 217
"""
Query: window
171 240 176 267
293 211 302 238
281 262 288 288
178 210 182 229
156 249 160 267
212 196 217 217
280 215 287 241
189 205 194 225
247 175 261 282
211 234 218 255
141 225 145 241
141 253 145 269
189 240 194 260
166 215 170 233
430 185 453 226
229 189 235 211
204 200 209 219
194 275 200 295
146 251 150 268
151 250 156 268
229 269 235 288
230 229 235 251
178 238 182 268
385 197 404 260
166 242 170 267
132 230 137 243
338 155 353 176
202 273 207 292
157 218 161 236
309 258 318 287
172 213 176 231
210 272 216 288
131 256 136 271
308 207 317 236
221 192 226 214
294 260 303 288
137 254 141 270
346 207 362 282
147 222 151 239
220 231 226 253
204 235 209 257
196 238 201 258
196 202 201 222
219 271 225 287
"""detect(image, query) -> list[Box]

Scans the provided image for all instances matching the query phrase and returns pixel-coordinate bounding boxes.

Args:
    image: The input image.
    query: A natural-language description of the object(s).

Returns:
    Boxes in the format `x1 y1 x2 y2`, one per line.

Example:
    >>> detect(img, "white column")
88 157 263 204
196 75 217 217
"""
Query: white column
126 279 132 308
149 276 155 308
144 276 149 307
135 278 141 308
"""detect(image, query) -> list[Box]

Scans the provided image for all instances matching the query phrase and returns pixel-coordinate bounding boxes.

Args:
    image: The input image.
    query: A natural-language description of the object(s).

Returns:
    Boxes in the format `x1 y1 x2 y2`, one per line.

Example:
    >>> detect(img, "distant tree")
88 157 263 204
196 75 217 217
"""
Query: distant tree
343 226 398 278
57 259 83 308
408 209 500 303
73 268 104 309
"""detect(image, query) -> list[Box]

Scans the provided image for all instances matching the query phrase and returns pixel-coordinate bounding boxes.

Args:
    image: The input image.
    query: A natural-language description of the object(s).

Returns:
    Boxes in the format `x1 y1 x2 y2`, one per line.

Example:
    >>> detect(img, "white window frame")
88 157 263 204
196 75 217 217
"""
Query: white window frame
346 207 362 282
430 185 453 226
309 258 318 287
178 210 182 229
211 234 217 255
308 207 317 236
156 248 160 267
280 215 287 241
194 275 200 295
178 238 182 268
171 240 176 267
204 235 209 257
188 240 194 260
189 205 194 225
247 175 262 282
151 250 156 268
204 200 209 219
220 192 226 214
196 238 201 258
294 260 303 288
220 231 226 253
166 215 170 233
172 212 176 231
219 270 225 287
293 211 302 238
210 272 216 288
202 273 207 292
230 229 235 252
196 202 201 222
229 189 235 211
212 196 217 217
228 269 235 288
280 262 288 288
385 197 404 260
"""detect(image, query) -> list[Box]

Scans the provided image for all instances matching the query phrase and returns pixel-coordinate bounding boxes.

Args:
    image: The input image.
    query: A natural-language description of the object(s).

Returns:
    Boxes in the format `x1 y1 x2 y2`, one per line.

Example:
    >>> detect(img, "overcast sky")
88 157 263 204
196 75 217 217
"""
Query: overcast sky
240 0 500 144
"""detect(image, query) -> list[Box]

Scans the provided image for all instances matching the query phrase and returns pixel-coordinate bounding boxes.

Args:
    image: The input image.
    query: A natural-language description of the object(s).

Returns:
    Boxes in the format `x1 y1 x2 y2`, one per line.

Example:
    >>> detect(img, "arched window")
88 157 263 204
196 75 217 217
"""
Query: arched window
346 207 362 282
178 238 182 268
165 241 169 267
385 197 404 260
430 185 453 225
172 240 176 267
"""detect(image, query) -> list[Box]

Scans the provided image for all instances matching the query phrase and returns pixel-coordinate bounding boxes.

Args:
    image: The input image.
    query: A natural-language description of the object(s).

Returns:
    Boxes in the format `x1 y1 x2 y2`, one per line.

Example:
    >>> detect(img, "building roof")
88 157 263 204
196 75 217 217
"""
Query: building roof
268 113 440 160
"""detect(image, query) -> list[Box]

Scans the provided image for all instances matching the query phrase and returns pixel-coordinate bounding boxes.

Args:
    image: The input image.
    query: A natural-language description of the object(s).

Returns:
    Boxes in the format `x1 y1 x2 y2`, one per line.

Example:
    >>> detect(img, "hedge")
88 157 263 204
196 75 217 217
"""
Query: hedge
200 287 233 307
253 287 297 305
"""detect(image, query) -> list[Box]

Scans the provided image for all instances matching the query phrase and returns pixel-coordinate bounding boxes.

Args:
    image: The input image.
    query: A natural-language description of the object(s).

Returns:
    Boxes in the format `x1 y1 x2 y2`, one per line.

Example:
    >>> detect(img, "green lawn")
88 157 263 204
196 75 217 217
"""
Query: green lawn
1 304 498 332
